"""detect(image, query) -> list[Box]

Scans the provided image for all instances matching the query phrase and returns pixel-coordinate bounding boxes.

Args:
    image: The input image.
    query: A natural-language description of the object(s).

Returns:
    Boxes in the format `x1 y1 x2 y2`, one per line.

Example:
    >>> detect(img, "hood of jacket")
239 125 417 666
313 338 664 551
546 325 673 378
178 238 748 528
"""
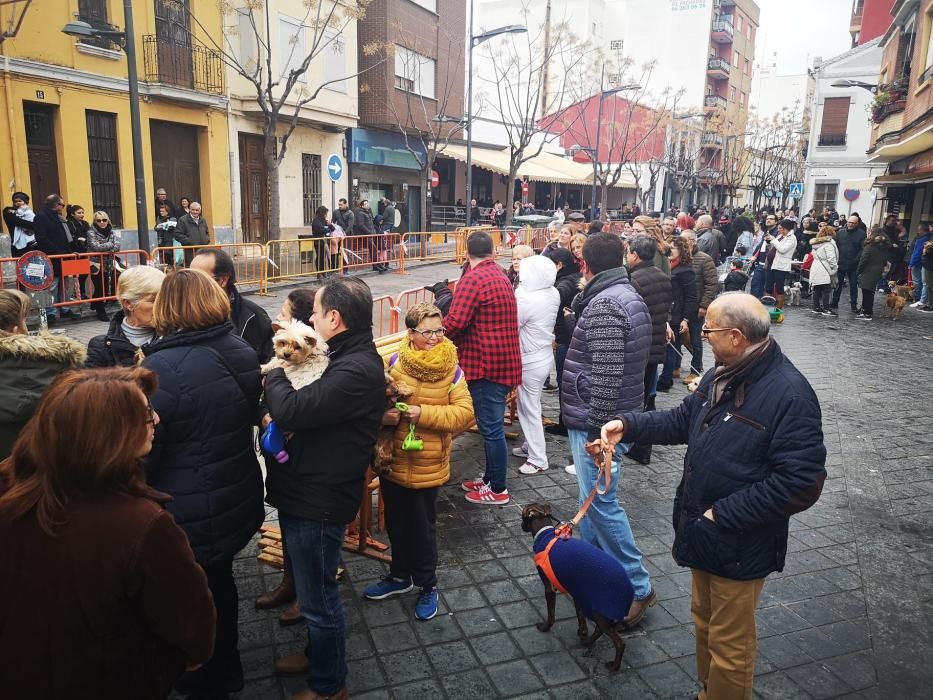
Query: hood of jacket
573 267 630 314
811 234 835 246
518 254 557 292
867 232 891 249
0 332 86 366
142 321 235 357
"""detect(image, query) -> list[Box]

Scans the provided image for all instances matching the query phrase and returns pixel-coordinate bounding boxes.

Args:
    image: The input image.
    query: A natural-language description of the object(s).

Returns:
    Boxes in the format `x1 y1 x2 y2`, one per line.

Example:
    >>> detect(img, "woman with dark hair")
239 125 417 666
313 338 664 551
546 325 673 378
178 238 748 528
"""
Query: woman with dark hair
87 211 121 322
0 366 216 699
633 215 671 276
0 289 86 459
141 269 264 697
855 227 892 320
311 205 337 279
657 236 698 392
65 204 91 302
179 196 191 215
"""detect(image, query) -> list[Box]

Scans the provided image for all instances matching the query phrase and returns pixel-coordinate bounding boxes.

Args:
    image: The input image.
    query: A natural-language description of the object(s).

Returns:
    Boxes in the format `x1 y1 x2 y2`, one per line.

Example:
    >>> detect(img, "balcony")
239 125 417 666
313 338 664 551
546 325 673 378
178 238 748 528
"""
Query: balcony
143 35 225 95
817 134 847 147
707 56 731 80
921 64 933 85
873 108 905 142
711 18 734 44
704 94 727 110
701 132 724 148
698 167 724 181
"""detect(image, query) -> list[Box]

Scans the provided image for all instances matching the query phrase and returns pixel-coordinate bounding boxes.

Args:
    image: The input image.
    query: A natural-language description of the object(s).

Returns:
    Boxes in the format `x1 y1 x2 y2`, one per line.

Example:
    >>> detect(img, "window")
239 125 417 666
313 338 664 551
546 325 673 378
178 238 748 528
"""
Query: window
747 24 753 41
813 183 838 212
818 96 850 146
730 86 737 102
86 111 123 228
394 45 435 99
237 9 259 71
740 92 745 106
733 49 740 67
922 8 933 83
302 154 322 226
744 58 750 75
279 15 306 83
407 0 437 11
736 14 743 31
78 0 116 50
323 30 346 93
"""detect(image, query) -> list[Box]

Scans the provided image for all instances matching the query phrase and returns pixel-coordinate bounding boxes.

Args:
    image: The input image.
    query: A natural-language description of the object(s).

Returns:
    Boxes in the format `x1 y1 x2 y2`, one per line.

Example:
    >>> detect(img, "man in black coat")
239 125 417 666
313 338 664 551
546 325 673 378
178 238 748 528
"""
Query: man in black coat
33 194 77 319
263 277 385 698
190 249 273 363
601 293 826 700
332 197 355 233
624 235 672 464
831 214 867 312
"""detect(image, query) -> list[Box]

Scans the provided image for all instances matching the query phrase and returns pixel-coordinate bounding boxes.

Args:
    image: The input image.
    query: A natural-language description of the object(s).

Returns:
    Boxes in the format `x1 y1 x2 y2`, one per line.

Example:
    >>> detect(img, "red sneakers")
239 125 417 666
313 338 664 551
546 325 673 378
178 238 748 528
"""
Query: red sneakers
461 477 487 492
464 483 510 505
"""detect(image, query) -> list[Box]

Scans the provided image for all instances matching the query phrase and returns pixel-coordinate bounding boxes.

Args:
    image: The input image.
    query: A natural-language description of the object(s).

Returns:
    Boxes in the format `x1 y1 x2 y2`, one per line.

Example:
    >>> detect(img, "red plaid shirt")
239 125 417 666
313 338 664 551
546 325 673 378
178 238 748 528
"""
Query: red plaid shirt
445 259 522 388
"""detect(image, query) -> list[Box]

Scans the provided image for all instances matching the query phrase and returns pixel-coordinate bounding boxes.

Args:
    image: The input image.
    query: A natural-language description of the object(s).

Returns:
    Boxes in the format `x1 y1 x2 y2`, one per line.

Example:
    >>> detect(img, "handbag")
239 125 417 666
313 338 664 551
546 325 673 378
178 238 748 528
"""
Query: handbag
817 250 838 288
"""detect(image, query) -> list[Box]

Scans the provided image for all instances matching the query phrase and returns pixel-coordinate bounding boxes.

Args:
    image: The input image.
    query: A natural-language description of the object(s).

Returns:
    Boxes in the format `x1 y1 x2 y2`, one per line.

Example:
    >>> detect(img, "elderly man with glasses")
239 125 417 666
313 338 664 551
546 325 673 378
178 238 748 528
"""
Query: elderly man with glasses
600 292 826 700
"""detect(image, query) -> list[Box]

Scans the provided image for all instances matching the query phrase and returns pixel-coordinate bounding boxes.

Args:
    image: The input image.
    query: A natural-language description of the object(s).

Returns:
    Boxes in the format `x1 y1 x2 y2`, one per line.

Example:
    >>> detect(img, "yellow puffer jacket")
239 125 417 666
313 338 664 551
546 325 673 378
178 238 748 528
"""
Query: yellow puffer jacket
385 337 474 489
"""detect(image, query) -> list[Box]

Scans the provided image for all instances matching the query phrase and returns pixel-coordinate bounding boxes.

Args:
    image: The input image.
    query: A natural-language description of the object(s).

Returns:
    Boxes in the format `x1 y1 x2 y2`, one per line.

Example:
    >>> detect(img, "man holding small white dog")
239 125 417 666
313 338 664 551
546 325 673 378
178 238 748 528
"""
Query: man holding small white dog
600 292 826 700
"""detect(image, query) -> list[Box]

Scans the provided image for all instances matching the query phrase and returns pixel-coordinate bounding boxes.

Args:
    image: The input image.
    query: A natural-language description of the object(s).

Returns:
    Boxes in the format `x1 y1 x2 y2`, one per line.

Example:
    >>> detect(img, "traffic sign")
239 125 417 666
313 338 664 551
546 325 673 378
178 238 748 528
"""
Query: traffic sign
326 154 343 182
843 189 860 202
430 169 439 188
16 250 54 291
521 181 529 196
789 182 804 198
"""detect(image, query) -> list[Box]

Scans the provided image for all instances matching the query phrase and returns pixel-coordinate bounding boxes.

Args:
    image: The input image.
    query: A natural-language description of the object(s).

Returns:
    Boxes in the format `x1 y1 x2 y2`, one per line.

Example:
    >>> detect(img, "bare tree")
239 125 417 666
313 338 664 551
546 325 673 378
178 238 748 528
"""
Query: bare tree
383 25 465 235
477 2 590 224
180 0 382 239
745 107 806 210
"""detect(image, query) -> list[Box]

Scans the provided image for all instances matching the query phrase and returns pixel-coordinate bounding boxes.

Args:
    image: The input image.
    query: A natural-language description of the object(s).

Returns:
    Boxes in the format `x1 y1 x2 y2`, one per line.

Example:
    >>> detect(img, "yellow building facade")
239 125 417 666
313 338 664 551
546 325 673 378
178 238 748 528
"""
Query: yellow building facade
0 0 232 248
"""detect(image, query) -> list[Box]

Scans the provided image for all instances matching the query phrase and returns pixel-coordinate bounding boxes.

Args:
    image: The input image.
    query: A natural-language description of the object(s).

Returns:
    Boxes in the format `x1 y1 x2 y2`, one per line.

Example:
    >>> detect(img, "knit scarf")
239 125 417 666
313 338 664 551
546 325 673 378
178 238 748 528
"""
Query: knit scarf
710 337 773 408
397 336 458 383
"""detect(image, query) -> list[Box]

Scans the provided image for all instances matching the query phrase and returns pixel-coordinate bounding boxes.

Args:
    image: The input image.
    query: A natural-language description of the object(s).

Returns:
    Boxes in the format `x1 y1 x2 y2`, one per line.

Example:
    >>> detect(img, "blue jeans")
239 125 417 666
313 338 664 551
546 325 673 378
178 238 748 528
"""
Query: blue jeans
831 269 858 308
913 264 929 304
279 513 347 696
750 265 766 298
467 379 509 492
568 430 652 599
554 343 569 391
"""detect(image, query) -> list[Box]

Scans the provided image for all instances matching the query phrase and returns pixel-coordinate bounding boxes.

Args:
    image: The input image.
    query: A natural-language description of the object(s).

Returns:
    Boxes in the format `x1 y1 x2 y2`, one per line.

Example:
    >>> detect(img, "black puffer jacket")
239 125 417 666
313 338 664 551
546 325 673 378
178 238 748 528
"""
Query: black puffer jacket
628 260 672 365
86 310 152 368
264 328 385 524
141 323 264 566
230 286 273 363
857 232 891 290
834 224 867 271
619 339 826 580
33 205 71 255
553 269 581 345
670 262 698 326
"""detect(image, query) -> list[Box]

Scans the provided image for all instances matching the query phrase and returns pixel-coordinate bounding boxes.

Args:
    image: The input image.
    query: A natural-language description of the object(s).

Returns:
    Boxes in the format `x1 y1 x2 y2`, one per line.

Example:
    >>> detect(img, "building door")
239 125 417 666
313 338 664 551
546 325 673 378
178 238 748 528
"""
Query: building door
154 0 193 88
150 120 200 215
24 103 61 200
301 153 322 225
239 133 268 243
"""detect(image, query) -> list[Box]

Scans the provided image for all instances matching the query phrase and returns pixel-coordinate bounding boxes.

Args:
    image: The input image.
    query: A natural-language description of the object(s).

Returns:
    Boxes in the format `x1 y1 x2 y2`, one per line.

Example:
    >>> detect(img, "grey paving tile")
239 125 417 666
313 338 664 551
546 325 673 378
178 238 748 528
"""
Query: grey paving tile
636 659 700 698
380 648 434 685
527 650 588 685
439 669 497 700
468 630 523 665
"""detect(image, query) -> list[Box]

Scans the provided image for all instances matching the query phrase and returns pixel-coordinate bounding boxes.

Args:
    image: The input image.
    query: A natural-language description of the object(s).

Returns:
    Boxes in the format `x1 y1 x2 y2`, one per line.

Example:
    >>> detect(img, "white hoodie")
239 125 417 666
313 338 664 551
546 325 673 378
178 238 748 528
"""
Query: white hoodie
515 254 560 364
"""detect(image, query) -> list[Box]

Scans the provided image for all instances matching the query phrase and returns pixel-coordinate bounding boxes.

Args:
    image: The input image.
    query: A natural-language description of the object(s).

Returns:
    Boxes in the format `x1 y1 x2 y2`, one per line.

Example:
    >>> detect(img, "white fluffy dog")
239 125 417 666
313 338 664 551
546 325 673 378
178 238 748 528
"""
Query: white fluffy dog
785 281 802 307
260 319 329 389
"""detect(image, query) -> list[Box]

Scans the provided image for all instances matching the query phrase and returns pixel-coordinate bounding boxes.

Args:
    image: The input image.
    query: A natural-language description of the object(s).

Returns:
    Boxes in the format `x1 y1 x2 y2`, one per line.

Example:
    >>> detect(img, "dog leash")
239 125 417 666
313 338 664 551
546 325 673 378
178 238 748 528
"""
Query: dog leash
554 440 613 539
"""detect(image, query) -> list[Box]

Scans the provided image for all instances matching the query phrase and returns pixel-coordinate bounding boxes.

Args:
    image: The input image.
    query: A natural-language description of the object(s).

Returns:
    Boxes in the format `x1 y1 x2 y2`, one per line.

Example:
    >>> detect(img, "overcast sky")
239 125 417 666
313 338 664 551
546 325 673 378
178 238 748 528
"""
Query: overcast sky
754 0 856 75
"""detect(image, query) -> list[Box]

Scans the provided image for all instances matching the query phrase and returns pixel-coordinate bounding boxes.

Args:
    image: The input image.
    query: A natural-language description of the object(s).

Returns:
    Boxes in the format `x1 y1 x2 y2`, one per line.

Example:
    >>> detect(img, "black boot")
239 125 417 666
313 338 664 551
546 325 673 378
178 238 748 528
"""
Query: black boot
626 444 652 465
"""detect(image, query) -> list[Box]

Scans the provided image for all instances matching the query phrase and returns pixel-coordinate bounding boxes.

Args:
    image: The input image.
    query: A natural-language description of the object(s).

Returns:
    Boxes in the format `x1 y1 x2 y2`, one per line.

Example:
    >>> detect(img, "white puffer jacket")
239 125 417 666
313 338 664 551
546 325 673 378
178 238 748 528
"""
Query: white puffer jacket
770 232 797 272
516 254 560 364
809 236 839 286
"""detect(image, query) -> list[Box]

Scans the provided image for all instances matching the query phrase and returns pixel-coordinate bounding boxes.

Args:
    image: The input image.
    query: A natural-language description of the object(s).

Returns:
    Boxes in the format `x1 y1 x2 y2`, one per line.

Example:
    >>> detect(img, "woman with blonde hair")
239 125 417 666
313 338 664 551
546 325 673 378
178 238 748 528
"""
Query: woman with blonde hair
87 210 121 321
86 265 166 367
507 244 534 289
0 289 85 459
141 268 263 697
0 367 216 699
364 302 474 621
633 215 671 276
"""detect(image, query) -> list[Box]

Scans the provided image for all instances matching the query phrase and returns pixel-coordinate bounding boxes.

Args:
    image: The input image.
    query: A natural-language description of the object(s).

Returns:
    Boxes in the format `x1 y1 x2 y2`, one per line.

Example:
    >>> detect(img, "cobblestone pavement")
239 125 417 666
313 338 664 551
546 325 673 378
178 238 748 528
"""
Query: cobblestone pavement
60 278 933 698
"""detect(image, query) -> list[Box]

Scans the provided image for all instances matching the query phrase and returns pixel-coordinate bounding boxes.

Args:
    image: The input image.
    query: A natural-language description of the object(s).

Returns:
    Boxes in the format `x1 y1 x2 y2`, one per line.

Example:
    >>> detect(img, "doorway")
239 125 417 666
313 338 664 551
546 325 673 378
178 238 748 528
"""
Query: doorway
150 120 200 216
406 186 420 233
238 133 268 243
24 103 61 200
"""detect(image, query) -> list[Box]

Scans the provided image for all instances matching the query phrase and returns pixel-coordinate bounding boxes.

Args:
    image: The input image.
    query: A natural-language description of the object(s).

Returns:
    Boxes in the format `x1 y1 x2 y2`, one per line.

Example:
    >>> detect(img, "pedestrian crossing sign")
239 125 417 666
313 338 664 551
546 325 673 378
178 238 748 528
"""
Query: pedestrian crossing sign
789 183 804 198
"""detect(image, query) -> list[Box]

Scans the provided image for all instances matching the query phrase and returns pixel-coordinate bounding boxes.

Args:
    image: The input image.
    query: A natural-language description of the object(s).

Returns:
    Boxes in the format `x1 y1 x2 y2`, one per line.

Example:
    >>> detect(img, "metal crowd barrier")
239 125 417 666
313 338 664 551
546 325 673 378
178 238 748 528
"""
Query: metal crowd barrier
372 294 397 338
265 237 344 289
150 243 267 290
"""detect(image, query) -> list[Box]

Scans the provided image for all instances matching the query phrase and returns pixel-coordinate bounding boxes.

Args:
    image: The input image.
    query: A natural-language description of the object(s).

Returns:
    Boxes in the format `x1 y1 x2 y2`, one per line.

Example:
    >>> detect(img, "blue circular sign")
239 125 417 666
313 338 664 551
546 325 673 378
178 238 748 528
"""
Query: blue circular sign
16 250 54 291
844 188 860 202
326 153 343 182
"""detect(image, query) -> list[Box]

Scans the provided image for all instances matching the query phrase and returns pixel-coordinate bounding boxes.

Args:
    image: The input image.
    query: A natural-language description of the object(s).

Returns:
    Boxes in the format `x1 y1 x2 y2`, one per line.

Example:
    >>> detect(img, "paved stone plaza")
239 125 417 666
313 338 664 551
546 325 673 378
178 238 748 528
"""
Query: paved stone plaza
59 266 933 699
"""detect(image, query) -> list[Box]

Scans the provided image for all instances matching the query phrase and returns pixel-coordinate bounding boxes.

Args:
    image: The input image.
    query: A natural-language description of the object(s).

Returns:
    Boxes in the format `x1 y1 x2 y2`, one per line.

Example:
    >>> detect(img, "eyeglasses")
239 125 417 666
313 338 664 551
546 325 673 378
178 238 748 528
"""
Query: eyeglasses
700 325 737 338
412 327 446 339
145 399 156 425
95 218 109 223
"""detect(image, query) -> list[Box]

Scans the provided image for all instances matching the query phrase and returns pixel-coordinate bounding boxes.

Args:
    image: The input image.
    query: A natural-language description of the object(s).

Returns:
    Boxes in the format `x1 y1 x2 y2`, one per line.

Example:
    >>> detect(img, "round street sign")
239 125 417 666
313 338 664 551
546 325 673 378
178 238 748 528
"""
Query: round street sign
843 188 860 202
521 181 529 196
16 250 54 291
430 170 440 188
326 154 343 183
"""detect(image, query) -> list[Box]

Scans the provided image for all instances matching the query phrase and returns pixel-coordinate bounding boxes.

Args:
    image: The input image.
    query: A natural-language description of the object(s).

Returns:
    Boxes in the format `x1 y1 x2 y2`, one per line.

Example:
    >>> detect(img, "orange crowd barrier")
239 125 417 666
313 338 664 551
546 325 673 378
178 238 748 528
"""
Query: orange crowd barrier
150 243 267 290
265 237 345 289
46 250 151 310
372 294 397 338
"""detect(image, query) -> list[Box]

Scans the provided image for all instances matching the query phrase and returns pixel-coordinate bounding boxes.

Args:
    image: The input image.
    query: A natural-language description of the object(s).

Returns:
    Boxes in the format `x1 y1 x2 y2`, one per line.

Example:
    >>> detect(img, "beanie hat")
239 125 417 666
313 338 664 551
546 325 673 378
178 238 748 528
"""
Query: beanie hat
12 191 29 204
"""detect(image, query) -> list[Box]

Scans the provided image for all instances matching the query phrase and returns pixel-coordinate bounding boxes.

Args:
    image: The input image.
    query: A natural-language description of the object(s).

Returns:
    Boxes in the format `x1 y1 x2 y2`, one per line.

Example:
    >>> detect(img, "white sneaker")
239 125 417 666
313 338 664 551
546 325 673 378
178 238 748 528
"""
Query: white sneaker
518 461 548 475
564 464 577 476
511 445 529 459
910 301 923 308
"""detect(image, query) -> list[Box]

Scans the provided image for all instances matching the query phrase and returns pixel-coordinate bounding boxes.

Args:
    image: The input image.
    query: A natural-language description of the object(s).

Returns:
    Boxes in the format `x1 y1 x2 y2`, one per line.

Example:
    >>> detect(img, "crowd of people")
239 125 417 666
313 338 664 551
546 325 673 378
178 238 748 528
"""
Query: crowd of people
6 197 911 700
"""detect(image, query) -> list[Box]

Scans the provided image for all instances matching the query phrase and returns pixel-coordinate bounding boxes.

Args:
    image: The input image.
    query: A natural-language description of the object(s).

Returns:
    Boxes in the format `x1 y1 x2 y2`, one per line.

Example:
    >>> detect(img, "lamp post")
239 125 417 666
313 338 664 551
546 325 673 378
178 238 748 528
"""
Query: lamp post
63 0 147 241
466 3 525 218
831 79 877 93
590 83 641 216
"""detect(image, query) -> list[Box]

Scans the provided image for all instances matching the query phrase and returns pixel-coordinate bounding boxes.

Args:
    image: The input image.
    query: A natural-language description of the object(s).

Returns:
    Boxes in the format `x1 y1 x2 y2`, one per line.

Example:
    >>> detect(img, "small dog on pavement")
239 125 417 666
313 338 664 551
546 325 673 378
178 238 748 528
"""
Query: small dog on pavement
260 319 329 389
785 282 802 307
521 502 634 671
884 288 908 320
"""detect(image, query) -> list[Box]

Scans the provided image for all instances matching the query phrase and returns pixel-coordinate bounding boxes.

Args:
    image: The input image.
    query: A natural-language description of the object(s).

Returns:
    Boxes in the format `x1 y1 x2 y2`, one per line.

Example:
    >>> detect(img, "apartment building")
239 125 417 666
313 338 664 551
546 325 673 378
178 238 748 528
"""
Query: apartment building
850 0 896 47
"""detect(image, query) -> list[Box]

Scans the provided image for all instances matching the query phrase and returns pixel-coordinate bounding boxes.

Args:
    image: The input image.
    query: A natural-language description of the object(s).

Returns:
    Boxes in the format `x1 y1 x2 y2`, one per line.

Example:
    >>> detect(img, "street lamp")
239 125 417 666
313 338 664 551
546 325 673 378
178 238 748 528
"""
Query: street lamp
466 2 526 219
63 1 148 242
831 79 877 93
590 83 641 216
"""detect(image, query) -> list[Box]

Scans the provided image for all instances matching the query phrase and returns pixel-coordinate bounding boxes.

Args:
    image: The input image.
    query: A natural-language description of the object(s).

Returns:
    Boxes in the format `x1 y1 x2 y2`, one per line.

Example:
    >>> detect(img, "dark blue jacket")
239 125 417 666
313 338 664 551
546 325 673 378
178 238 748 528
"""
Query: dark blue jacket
619 340 826 580
142 322 264 566
909 234 931 268
33 205 72 255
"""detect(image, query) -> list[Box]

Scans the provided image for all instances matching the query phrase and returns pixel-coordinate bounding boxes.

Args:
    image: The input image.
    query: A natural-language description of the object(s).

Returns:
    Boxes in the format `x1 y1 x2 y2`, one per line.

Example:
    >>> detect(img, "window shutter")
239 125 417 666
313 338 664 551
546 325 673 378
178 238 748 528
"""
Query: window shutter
820 97 850 137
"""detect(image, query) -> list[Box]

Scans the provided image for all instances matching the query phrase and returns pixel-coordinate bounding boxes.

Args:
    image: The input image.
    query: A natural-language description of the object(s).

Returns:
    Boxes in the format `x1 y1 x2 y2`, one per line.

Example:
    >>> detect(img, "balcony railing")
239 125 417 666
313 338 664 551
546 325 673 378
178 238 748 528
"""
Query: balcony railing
817 134 847 147
698 167 724 180
702 132 725 147
711 18 735 43
920 64 933 85
704 94 727 109
142 35 225 95
707 56 731 78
